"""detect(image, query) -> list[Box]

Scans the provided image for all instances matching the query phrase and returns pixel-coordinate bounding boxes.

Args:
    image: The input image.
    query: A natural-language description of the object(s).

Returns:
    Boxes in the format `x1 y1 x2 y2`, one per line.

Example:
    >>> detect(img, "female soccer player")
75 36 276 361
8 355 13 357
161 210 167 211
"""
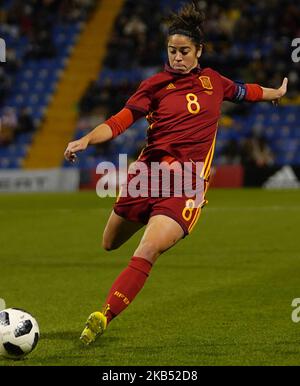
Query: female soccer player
64 1 288 345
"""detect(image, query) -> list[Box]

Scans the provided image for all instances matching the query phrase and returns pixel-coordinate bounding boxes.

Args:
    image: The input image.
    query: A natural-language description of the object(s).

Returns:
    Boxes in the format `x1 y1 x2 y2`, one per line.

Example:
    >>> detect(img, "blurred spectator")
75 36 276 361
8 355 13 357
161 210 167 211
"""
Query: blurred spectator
5 48 20 73
25 29 56 59
17 108 35 134
0 107 18 145
104 0 164 70
219 139 242 165
59 0 96 22
78 78 138 118
79 81 105 115
123 15 147 40
0 68 11 105
241 134 275 168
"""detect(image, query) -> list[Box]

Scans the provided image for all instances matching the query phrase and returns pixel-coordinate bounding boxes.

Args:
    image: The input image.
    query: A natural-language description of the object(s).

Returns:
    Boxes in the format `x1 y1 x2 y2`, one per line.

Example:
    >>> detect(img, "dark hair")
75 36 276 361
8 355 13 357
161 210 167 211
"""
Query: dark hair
166 1 205 47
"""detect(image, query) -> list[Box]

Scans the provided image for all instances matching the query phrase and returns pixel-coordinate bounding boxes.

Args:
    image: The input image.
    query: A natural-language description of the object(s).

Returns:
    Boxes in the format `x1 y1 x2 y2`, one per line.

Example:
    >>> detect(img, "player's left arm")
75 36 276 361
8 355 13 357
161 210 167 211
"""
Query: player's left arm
260 77 288 105
221 74 288 105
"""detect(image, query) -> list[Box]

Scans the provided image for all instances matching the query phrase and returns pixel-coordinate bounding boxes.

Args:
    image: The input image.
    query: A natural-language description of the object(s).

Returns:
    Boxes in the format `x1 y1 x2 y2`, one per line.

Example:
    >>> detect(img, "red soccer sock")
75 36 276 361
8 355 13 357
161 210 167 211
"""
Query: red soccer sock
102 256 153 324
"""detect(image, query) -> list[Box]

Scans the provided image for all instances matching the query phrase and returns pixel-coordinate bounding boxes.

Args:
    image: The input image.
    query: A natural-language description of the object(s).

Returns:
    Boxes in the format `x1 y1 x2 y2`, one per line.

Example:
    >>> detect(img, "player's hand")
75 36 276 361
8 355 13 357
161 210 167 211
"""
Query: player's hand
272 77 288 106
64 137 89 163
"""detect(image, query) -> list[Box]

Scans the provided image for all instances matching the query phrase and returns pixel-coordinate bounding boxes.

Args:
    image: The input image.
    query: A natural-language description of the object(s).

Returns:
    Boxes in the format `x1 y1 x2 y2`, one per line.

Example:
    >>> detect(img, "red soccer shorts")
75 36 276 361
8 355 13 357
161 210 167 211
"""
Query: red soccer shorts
113 175 209 237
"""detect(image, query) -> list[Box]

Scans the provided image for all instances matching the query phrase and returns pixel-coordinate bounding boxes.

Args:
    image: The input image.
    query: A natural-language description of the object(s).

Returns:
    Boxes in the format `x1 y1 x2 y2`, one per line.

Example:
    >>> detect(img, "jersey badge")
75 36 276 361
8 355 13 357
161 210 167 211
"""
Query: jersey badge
199 76 213 90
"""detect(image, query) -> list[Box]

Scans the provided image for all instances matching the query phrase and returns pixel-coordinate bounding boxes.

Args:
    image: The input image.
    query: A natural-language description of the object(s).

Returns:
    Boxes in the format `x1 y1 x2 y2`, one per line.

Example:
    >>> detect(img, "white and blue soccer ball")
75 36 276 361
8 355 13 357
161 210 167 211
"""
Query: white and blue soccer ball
0 308 40 359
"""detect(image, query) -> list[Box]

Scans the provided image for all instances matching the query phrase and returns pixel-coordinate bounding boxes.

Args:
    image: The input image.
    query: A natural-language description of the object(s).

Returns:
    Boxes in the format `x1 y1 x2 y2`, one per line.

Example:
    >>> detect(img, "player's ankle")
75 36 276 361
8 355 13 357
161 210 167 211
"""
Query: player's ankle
102 305 113 325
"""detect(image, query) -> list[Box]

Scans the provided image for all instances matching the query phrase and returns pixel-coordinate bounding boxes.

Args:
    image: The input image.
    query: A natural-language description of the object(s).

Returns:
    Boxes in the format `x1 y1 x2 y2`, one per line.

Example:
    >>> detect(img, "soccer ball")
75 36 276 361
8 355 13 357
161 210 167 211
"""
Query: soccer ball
0 308 40 359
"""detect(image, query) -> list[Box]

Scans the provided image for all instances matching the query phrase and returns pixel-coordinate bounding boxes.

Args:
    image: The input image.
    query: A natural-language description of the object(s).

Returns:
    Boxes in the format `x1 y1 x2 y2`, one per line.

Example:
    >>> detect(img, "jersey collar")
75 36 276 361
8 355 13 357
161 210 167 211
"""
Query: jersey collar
164 63 202 76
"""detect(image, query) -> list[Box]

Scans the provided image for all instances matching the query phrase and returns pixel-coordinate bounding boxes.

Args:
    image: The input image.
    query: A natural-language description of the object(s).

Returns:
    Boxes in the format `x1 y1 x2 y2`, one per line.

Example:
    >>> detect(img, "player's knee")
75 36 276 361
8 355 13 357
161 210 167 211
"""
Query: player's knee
103 243 112 252
102 237 117 252
135 240 163 261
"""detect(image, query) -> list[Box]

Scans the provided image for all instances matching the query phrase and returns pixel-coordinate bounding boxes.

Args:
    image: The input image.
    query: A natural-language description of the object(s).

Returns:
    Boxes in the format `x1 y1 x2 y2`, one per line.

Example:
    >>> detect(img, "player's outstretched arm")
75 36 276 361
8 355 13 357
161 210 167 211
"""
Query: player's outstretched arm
64 108 137 163
261 77 288 105
64 123 113 163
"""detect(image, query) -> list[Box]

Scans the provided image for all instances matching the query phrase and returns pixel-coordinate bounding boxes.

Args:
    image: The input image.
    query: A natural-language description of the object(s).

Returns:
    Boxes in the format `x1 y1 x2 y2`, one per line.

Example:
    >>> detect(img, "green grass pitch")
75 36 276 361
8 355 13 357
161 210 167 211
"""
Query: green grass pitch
0 189 300 366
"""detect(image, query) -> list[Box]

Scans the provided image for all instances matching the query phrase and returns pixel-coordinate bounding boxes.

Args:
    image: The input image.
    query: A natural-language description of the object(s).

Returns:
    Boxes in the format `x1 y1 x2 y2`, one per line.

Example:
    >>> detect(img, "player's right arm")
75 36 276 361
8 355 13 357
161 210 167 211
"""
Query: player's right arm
64 123 113 163
64 108 141 163
64 78 152 163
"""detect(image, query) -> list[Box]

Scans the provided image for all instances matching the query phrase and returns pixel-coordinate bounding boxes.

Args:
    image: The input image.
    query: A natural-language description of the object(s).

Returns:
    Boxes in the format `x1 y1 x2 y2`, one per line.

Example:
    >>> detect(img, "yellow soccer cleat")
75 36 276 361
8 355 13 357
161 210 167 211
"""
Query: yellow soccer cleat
80 311 107 345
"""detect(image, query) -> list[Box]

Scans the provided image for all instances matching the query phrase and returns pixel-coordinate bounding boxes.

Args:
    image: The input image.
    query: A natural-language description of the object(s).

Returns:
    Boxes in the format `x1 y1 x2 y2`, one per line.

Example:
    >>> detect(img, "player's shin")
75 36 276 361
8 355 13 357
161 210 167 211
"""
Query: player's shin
102 256 153 323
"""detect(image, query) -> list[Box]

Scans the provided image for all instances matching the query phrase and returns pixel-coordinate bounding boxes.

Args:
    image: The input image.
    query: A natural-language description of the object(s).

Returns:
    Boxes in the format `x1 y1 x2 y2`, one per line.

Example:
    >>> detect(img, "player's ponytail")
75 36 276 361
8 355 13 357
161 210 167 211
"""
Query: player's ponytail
166 0 206 47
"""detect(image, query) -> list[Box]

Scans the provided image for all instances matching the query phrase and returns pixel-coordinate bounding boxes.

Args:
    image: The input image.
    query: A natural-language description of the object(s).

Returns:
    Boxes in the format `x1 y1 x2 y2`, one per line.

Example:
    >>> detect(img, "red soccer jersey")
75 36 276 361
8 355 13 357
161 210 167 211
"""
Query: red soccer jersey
125 64 249 176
